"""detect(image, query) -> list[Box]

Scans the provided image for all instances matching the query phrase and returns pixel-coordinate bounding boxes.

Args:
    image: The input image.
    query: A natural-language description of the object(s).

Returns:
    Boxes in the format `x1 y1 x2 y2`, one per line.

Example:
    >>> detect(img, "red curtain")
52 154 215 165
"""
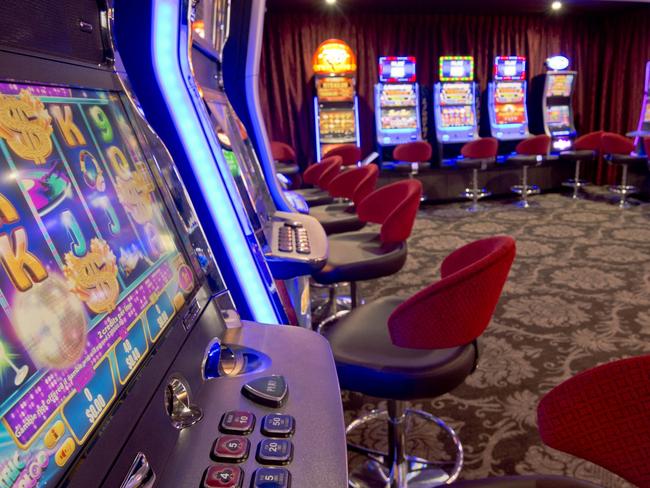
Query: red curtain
259 7 650 182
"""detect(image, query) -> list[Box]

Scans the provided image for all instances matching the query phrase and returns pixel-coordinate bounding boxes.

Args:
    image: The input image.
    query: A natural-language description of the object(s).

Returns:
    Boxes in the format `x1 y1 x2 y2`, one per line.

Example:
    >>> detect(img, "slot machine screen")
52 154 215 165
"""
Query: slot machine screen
440 106 475 128
439 57 474 82
546 74 574 97
379 84 417 107
319 109 356 142
315 77 354 102
494 82 526 125
378 57 416 83
0 82 198 486
380 107 418 130
546 105 571 130
204 98 273 247
440 83 473 105
494 57 526 80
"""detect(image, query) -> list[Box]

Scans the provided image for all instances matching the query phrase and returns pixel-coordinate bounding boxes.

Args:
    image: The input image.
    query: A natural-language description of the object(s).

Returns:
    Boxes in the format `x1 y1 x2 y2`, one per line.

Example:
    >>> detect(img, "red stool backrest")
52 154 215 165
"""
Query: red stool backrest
388 236 515 349
323 144 362 166
357 179 422 244
327 164 379 200
573 131 604 152
515 134 551 156
270 141 297 164
461 138 499 159
601 132 635 155
316 158 343 191
302 156 341 185
393 141 433 162
538 355 650 487
352 165 380 207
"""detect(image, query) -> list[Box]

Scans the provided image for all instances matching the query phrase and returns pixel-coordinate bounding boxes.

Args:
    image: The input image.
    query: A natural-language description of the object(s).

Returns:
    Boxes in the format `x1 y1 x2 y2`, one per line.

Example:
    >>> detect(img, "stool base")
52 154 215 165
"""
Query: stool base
562 179 590 199
608 185 639 209
347 406 463 487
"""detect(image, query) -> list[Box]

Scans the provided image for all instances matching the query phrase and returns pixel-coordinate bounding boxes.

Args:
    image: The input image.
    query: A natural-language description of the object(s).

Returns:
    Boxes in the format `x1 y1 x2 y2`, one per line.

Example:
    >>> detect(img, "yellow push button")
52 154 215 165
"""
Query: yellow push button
44 421 65 449
55 437 75 467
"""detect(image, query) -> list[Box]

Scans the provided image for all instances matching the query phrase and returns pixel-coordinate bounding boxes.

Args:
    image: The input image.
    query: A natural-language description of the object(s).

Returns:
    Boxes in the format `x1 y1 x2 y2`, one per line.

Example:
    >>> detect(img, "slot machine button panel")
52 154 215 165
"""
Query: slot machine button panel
256 439 293 466
252 467 291 488
261 414 295 438
211 435 250 463
219 411 256 435
201 464 244 488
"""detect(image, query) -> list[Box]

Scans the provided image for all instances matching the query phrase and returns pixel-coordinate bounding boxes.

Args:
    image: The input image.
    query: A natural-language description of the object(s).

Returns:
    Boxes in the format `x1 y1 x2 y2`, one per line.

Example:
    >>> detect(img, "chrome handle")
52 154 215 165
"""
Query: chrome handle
120 452 155 488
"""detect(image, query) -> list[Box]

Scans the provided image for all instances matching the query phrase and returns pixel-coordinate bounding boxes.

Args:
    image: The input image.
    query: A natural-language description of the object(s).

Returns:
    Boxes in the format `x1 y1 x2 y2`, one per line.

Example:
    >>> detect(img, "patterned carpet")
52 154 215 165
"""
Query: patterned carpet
342 190 650 487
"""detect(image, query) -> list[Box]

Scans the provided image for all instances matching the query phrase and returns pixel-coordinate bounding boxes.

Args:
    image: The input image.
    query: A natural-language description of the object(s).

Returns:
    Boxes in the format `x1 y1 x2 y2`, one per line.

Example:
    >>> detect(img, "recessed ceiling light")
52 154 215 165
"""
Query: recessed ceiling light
325 0 337 4
551 1 563 10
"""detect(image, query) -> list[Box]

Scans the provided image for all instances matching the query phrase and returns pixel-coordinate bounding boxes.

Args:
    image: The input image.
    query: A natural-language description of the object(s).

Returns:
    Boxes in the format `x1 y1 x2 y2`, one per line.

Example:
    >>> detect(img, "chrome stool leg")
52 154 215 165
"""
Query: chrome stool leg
315 282 359 334
562 159 590 199
511 165 540 208
608 164 638 209
347 401 463 487
461 169 490 212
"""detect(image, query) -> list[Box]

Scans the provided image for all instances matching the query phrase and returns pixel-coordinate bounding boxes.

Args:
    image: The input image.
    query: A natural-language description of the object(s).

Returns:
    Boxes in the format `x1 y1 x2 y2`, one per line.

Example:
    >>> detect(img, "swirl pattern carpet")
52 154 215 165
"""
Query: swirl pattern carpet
343 192 648 487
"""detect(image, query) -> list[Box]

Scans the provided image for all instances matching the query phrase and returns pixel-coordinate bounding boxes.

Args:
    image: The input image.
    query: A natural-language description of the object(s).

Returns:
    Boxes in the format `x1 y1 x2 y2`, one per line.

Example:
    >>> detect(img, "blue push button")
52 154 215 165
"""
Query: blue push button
252 467 291 488
261 414 295 438
256 439 293 465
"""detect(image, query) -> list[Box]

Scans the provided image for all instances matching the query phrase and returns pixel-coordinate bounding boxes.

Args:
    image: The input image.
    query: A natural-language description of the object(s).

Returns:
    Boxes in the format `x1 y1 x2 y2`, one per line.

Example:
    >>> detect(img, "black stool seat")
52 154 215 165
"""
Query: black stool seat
508 154 557 167
450 475 602 488
394 161 429 173
275 163 300 176
456 158 495 170
325 296 476 399
308 202 365 235
559 149 597 161
312 232 407 284
293 187 333 206
606 154 647 165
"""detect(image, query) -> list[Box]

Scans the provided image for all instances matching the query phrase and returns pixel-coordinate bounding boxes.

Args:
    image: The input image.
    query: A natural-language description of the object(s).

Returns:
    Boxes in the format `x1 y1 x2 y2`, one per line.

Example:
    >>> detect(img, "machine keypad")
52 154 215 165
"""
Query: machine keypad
278 224 311 254
220 411 256 435
211 435 250 462
202 465 244 488
256 439 293 465
251 467 291 488
261 414 295 438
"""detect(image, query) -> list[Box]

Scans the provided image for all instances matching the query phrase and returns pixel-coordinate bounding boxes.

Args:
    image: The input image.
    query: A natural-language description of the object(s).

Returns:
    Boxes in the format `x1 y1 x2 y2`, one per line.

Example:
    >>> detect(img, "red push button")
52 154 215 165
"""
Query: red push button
220 411 255 435
211 435 250 462
202 465 243 488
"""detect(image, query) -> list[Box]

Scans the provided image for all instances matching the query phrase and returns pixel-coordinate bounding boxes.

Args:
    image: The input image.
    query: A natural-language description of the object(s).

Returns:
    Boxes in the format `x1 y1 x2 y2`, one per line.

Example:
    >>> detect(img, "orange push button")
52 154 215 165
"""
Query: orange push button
55 437 75 466
44 421 65 449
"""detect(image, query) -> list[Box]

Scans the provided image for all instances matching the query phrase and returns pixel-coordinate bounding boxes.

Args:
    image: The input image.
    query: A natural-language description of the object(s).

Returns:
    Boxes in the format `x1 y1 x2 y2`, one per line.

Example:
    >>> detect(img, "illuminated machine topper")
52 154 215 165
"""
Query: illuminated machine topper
494 56 526 81
546 55 570 71
313 39 357 75
378 56 417 83
439 56 474 82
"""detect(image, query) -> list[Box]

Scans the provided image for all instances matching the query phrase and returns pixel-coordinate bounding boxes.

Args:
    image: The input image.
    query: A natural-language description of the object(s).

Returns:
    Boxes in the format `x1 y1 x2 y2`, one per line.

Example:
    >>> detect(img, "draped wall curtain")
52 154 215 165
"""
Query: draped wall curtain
258 7 650 183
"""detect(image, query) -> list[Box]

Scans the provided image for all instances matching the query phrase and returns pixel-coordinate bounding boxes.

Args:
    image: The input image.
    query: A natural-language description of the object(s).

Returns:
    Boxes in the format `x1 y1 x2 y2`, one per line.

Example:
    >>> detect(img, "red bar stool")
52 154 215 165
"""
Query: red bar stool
323 143 362 167
393 141 433 177
457 138 498 211
508 134 556 208
313 179 422 330
559 131 603 199
270 140 301 178
538 355 650 487
294 155 341 207
308 164 379 235
602 132 646 208
325 237 516 486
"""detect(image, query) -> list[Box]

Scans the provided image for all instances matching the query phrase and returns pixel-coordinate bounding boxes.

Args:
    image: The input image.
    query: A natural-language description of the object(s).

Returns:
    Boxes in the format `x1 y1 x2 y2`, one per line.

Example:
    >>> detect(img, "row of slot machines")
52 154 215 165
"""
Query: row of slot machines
310 42 579 164
379 55 579 162
0 0 346 487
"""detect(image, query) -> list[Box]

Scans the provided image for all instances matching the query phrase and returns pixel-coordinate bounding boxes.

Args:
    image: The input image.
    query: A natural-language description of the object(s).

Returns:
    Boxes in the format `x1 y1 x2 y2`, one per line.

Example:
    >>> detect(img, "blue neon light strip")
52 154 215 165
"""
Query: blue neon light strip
152 0 279 324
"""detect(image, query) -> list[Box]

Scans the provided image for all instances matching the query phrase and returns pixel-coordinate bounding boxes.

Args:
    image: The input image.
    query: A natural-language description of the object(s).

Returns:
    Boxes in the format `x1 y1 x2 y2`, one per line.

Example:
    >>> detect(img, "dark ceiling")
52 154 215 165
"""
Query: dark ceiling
266 0 650 14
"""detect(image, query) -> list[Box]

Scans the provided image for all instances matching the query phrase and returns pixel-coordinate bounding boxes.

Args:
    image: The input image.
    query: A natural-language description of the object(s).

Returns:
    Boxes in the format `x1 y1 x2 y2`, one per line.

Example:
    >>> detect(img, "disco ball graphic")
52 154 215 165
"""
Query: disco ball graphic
12 274 88 369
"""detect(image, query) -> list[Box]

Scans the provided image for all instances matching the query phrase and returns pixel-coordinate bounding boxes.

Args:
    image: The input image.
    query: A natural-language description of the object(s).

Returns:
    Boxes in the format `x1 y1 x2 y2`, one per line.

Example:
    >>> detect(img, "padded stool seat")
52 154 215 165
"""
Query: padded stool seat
508 154 556 166
451 475 602 488
308 202 365 235
607 154 647 165
293 187 333 206
393 161 429 173
312 232 407 285
456 158 495 170
559 149 597 161
326 297 477 400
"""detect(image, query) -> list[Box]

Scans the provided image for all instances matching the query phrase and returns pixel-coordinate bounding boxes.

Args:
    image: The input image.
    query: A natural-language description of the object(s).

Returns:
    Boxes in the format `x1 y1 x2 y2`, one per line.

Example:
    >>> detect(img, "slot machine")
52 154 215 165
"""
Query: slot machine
0 1 346 487
487 56 530 142
312 39 361 161
433 56 479 163
117 0 329 328
532 55 577 152
374 56 422 163
632 61 650 152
